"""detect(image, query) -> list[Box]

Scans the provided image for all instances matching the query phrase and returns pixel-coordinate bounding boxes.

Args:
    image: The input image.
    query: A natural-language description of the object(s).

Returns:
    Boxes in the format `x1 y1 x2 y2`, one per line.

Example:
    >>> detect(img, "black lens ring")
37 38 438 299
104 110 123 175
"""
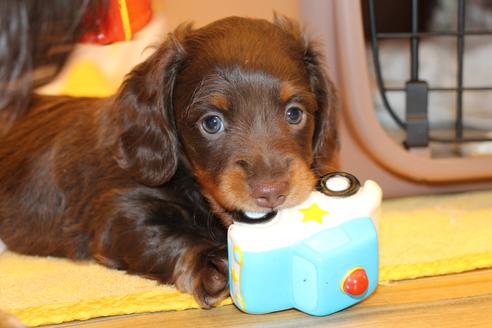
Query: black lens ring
317 172 361 197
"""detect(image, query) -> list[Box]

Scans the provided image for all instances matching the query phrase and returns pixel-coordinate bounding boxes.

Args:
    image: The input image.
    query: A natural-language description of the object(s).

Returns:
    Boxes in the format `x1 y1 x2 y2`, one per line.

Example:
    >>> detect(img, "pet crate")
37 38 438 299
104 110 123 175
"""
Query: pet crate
300 0 492 197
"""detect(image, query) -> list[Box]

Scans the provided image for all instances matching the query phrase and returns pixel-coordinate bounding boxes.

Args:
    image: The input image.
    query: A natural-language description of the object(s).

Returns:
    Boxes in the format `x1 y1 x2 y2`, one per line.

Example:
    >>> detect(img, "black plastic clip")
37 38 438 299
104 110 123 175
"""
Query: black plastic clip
404 80 429 148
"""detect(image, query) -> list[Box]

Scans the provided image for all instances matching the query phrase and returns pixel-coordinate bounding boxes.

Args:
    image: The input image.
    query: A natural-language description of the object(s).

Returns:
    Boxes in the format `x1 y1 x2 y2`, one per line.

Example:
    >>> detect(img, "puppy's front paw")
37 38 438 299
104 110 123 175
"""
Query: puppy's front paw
193 246 229 308
174 244 229 308
174 244 229 309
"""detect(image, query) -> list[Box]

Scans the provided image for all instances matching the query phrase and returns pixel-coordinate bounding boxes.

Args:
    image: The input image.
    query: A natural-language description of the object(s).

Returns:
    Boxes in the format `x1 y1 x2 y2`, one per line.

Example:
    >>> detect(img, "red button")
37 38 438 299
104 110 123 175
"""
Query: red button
342 267 369 296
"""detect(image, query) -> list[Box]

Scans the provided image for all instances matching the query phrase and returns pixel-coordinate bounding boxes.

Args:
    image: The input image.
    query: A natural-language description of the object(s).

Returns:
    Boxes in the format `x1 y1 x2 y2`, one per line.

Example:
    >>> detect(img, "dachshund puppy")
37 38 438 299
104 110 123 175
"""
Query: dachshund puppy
0 16 337 307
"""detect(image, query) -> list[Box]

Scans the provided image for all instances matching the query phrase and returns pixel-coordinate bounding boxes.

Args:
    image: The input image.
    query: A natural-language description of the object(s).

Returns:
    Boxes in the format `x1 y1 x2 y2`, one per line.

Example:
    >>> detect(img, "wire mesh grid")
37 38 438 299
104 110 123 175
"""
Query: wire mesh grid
367 0 492 149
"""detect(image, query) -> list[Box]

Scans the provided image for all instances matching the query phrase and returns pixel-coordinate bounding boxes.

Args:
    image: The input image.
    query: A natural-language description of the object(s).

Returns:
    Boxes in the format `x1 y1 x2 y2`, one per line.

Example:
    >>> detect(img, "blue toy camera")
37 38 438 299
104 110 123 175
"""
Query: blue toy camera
227 172 382 316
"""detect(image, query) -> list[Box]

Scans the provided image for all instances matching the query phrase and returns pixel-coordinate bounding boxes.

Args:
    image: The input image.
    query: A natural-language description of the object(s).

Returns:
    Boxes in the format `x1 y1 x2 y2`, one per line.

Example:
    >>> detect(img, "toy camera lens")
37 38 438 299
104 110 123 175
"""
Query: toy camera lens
317 172 361 197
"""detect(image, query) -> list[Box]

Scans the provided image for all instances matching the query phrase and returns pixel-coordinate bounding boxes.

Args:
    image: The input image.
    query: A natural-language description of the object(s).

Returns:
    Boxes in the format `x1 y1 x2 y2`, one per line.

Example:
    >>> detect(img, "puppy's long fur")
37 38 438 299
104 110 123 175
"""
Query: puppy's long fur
0 16 337 306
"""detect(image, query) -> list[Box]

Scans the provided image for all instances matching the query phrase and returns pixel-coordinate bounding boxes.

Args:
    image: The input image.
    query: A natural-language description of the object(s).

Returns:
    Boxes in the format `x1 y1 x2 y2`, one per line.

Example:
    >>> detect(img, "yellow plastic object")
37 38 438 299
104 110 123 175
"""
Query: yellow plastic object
61 60 118 97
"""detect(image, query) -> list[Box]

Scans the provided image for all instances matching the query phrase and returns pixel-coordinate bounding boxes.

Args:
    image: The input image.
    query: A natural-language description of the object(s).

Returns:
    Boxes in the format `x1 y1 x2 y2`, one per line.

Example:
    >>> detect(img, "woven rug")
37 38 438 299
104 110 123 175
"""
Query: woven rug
2 189 492 326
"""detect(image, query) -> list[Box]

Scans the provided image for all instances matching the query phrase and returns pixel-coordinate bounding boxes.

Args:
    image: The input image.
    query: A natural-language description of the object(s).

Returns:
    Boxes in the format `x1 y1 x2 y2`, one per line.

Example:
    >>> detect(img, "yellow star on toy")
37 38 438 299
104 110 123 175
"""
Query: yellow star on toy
300 203 329 224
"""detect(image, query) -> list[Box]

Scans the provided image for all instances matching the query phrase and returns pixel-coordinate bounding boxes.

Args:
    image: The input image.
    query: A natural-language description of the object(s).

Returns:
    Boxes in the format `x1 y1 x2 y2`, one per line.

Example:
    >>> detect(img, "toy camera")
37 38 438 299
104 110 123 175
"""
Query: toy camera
228 172 382 316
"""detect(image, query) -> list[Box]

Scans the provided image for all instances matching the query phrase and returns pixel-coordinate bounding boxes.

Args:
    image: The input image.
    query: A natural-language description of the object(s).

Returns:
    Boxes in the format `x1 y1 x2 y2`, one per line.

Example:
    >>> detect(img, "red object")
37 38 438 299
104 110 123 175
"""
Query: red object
80 0 152 44
342 267 369 296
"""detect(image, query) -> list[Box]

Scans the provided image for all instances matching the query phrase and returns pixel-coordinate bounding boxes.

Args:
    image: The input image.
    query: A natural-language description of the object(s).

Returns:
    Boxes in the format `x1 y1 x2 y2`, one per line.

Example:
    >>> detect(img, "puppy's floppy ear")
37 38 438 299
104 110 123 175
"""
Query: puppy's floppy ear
112 24 191 186
305 45 338 175
273 15 339 176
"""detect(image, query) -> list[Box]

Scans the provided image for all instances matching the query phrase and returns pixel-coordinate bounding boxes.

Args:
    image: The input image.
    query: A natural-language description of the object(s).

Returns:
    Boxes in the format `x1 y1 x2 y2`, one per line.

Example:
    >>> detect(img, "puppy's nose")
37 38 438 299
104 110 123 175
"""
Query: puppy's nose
251 181 289 209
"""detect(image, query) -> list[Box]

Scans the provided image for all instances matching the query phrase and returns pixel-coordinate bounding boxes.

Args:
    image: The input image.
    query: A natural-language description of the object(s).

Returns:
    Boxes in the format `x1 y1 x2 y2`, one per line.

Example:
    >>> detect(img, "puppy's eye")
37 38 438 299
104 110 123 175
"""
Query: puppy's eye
285 106 304 125
201 115 224 134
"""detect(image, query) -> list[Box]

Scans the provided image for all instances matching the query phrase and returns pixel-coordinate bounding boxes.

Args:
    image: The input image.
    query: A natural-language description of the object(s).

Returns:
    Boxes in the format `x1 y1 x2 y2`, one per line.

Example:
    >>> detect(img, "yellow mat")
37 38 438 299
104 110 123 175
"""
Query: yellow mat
2 189 492 326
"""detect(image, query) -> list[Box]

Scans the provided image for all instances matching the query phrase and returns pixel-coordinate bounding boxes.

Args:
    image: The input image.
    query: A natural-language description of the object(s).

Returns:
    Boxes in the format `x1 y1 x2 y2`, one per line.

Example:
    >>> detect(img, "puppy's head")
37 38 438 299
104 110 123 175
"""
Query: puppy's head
113 17 338 225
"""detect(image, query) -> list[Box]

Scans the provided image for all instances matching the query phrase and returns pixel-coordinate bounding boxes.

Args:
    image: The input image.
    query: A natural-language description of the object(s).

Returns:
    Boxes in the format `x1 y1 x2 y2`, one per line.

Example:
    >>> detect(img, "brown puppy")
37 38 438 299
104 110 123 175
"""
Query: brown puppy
0 16 337 307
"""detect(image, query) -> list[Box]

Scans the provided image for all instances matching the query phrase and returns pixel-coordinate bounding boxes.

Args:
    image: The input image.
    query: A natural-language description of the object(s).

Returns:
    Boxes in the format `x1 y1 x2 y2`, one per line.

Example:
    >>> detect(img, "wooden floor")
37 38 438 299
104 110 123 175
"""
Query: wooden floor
49 269 492 328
